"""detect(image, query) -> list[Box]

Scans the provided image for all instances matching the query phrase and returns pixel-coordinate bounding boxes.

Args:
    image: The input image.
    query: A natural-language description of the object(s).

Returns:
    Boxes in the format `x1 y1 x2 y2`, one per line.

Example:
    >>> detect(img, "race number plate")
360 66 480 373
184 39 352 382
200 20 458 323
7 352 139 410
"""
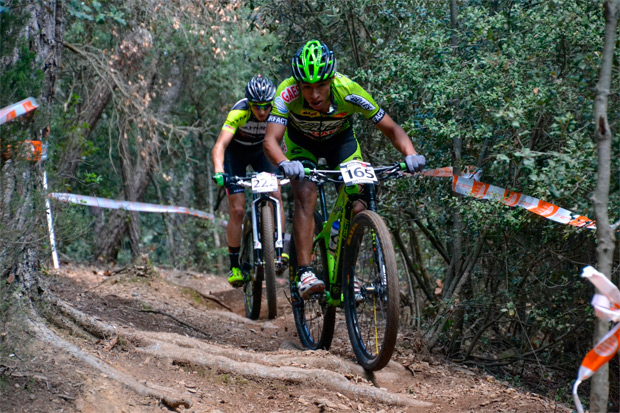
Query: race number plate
251 172 278 193
340 160 378 186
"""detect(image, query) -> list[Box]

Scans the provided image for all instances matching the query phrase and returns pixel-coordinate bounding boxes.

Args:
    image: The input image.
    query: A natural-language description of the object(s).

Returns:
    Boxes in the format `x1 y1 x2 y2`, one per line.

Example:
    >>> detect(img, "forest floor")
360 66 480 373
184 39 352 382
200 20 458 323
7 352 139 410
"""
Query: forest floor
0 263 573 412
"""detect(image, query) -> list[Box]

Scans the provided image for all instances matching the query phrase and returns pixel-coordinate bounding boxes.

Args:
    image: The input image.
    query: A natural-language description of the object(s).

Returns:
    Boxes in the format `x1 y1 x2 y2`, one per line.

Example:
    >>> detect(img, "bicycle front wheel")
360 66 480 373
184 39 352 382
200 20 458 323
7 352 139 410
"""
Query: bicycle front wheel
342 210 399 371
289 211 335 350
241 213 262 320
261 204 277 319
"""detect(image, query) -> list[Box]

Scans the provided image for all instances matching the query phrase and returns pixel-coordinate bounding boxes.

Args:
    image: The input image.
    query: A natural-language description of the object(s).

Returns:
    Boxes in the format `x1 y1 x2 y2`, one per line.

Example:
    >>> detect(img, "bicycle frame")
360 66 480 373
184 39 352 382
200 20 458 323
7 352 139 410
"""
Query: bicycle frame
314 180 377 307
231 172 289 271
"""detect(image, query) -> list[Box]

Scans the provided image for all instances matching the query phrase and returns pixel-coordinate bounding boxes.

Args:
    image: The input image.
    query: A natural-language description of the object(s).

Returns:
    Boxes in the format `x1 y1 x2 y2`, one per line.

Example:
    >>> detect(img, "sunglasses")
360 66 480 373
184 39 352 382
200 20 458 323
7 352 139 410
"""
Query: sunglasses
251 103 272 111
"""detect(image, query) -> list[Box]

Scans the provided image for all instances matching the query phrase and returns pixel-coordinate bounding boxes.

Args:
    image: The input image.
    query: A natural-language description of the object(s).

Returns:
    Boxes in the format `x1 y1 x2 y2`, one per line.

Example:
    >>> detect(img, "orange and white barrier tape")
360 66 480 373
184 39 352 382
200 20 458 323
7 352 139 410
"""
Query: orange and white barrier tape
0 97 39 125
49 193 225 225
418 166 596 229
451 175 595 229
574 266 620 413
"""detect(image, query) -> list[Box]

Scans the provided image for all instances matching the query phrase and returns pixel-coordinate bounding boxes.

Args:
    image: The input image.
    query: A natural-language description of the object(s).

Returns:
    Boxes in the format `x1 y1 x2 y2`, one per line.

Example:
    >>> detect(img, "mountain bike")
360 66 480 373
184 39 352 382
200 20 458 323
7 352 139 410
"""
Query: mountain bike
288 160 408 371
229 172 289 320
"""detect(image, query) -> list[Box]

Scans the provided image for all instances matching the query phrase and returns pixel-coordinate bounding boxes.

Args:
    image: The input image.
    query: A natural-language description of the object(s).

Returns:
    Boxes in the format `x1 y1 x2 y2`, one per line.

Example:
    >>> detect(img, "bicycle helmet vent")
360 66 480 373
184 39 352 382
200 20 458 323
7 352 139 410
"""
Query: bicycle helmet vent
291 40 337 83
245 75 276 103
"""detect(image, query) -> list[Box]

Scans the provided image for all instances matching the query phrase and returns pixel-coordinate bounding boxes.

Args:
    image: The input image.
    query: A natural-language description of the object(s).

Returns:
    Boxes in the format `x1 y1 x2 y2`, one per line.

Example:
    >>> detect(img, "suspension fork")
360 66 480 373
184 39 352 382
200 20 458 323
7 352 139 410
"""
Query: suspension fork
250 194 285 263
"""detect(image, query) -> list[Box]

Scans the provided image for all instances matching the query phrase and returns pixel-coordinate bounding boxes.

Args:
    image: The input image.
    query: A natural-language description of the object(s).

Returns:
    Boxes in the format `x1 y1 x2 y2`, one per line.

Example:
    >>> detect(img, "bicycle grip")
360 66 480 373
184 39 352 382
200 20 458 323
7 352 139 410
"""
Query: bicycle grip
399 162 407 171
304 167 311 175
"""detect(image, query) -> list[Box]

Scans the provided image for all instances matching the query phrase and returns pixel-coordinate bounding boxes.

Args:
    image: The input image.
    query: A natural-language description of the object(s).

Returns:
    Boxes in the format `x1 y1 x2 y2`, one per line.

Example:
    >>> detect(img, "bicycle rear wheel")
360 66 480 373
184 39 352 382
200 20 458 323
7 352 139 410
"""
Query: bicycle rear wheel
261 204 277 319
289 211 335 350
241 213 262 320
342 210 399 371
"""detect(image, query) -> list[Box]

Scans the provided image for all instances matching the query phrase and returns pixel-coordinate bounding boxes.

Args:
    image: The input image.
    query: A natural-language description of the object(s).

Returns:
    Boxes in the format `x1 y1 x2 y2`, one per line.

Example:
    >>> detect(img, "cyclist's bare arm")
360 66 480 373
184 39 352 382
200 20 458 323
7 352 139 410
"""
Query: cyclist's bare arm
263 122 288 166
375 113 418 156
211 129 235 173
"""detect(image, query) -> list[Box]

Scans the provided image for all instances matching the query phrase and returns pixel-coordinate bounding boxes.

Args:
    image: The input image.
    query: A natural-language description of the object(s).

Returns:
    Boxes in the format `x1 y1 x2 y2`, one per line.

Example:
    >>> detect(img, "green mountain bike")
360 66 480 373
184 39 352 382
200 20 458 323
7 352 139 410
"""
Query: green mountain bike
288 160 407 371
230 172 289 320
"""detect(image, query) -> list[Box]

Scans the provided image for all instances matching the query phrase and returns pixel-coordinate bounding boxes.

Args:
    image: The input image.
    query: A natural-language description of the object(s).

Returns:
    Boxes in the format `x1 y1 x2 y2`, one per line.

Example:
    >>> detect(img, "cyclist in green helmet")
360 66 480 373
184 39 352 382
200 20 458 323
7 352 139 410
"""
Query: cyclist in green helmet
263 40 425 300
212 75 286 287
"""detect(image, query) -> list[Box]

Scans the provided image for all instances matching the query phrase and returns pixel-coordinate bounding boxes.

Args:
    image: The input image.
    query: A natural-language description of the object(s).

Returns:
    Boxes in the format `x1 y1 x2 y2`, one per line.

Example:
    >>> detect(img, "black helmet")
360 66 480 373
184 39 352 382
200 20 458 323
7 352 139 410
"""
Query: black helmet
245 75 276 103
291 40 337 83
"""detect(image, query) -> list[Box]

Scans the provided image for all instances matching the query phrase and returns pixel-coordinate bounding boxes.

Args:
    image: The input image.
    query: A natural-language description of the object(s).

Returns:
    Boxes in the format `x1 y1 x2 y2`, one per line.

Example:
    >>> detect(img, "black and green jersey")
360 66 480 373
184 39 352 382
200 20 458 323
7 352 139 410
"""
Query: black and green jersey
268 73 385 142
222 98 267 146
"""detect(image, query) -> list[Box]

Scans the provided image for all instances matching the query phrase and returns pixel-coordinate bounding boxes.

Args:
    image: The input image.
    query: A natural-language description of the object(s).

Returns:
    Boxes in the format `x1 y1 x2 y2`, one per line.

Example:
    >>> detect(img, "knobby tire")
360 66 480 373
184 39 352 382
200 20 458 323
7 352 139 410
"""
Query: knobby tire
261 205 277 319
242 213 262 320
342 210 399 371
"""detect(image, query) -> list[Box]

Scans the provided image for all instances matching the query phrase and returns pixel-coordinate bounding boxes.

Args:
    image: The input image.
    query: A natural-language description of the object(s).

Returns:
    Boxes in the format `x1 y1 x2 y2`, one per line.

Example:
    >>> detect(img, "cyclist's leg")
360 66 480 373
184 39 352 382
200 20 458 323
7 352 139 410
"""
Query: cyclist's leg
284 133 324 297
224 144 250 286
284 133 319 268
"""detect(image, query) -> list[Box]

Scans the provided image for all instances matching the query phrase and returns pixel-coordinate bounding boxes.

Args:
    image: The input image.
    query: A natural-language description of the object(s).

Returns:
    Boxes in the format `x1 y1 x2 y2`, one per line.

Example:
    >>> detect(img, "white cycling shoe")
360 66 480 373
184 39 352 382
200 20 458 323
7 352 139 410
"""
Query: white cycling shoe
298 269 325 300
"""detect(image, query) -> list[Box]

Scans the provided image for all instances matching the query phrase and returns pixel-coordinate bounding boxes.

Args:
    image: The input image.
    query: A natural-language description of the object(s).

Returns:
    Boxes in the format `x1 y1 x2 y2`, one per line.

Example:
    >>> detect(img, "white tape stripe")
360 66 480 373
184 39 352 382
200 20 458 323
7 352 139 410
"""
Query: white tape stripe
0 97 39 125
49 193 222 223
582 266 620 304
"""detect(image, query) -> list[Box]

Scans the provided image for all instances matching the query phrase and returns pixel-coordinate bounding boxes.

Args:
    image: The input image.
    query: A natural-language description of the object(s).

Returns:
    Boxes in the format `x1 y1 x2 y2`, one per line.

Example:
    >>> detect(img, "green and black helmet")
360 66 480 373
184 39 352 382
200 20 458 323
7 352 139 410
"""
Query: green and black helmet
291 40 337 83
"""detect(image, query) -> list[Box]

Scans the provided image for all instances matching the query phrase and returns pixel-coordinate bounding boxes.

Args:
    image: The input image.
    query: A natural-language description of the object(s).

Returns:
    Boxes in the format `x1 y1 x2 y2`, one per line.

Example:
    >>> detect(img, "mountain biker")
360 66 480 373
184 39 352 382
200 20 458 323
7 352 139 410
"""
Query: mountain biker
212 75 286 287
263 40 425 300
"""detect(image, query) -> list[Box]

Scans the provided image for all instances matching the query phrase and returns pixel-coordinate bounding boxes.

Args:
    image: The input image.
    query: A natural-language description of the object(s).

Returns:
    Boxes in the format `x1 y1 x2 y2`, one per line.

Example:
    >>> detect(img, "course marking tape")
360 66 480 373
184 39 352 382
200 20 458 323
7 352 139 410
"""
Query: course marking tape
573 266 620 413
49 193 227 226
0 97 39 125
419 166 596 229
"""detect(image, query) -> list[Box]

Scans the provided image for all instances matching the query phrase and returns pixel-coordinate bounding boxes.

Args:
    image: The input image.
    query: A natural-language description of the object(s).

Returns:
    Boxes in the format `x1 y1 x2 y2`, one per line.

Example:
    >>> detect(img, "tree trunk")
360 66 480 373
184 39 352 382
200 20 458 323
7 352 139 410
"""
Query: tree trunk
589 2 620 411
55 28 152 183
93 59 182 262
0 0 63 282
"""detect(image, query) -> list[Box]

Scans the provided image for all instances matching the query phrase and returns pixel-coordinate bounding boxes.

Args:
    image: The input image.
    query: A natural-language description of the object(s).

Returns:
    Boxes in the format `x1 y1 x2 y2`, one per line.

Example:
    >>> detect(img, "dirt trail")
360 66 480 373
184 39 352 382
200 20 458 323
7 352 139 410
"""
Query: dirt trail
1 264 571 412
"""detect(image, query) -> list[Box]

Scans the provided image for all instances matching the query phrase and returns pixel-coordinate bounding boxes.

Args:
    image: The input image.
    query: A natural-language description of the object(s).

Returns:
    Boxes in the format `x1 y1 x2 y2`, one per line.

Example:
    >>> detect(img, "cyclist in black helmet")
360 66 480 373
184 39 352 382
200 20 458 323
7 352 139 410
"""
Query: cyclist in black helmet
264 40 425 300
212 75 286 287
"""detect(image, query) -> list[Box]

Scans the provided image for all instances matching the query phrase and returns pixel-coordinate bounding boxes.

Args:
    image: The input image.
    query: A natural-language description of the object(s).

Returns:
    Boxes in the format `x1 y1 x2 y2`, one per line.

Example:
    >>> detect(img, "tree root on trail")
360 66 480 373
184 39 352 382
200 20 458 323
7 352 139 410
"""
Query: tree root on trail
191 289 233 312
42 289 117 340
131 331 431 408
27 315 192 410
33 283 425 409
139 308 210 338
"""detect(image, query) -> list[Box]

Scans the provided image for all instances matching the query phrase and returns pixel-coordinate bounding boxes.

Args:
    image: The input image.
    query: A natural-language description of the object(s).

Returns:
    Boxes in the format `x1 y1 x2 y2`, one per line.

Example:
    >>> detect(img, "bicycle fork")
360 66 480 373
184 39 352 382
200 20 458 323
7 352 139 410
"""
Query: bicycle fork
250 195 286 268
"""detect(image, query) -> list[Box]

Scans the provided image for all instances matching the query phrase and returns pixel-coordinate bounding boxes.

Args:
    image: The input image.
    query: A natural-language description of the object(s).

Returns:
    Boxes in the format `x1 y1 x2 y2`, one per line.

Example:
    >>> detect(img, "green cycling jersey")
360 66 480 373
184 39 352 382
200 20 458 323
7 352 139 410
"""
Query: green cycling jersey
268 73 385 142
222 98 268 146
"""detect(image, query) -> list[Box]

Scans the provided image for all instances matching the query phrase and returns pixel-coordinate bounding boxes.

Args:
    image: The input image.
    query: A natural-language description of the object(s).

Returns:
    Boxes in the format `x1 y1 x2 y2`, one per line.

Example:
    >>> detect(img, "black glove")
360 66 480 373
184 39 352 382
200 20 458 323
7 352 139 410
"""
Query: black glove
278 160 305 180
404 154 426 173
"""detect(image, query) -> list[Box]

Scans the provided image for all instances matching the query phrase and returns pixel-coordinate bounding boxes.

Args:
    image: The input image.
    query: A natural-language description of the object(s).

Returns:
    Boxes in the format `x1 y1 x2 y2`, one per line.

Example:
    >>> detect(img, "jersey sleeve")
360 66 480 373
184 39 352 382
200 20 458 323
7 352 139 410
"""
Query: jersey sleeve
221 99 250 134
341 77 386 124
268 77 298 126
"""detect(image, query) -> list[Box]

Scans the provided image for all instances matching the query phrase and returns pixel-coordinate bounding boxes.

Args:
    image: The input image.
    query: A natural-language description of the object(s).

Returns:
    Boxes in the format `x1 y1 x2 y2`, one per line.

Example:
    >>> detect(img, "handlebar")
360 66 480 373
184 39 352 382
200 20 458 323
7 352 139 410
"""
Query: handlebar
302 162 408 184
228 173 290 188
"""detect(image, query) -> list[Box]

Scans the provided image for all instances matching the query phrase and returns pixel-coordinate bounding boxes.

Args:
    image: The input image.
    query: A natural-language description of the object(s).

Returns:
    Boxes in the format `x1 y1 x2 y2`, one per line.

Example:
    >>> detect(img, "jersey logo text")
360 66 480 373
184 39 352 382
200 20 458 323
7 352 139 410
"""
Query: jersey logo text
268 115 288 126
371 108 385 124
281 85 300 103
344 94 376 111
